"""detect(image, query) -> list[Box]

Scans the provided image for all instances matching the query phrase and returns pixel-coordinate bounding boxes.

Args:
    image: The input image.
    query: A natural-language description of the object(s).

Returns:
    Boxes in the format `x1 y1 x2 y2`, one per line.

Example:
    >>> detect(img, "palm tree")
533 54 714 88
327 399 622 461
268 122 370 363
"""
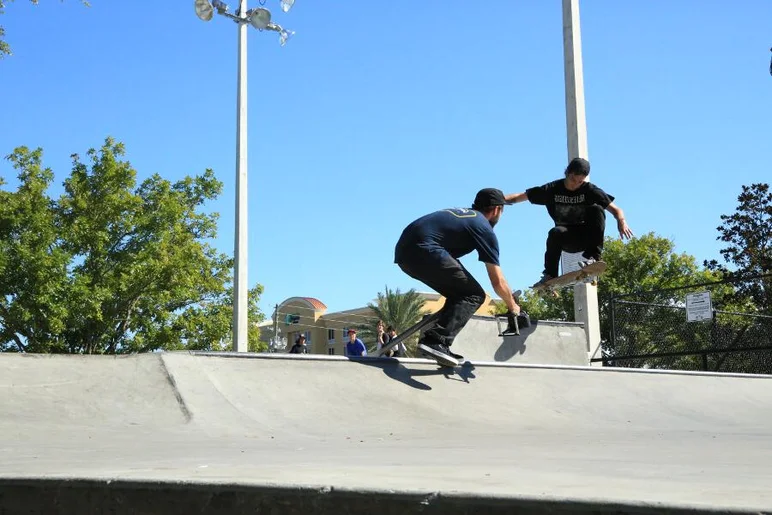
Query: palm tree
360 285 430 356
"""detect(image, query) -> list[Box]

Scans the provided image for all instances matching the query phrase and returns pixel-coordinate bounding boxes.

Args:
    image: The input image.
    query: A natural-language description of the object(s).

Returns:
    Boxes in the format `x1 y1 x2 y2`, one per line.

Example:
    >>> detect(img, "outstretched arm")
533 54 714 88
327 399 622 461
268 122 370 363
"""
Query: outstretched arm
606 202 633 239
485 263 520 314
504 192 528 204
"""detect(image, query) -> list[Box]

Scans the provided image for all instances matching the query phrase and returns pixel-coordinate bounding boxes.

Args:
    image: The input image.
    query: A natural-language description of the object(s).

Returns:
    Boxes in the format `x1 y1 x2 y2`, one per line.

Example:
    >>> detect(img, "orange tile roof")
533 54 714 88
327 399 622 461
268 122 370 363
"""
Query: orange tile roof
300 297 327 311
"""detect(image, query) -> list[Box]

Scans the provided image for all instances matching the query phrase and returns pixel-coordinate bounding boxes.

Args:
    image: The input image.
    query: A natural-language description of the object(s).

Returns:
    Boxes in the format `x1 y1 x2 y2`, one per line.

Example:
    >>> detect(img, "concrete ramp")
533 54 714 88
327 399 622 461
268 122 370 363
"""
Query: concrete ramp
451 315 588 366
1 352 772 514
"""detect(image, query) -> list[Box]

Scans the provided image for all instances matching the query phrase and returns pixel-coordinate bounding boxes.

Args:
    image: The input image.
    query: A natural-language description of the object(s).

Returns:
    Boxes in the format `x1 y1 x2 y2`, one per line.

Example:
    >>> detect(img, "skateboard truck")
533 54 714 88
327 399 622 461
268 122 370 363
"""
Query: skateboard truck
495 310 530 337
496 312 519 336
495 290 530 337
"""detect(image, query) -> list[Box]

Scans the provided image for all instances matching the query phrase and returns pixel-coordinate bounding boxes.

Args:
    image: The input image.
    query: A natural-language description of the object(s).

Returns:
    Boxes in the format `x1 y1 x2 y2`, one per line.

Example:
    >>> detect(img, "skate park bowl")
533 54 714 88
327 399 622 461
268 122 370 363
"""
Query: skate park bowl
450 315 589 366
1 352 771 514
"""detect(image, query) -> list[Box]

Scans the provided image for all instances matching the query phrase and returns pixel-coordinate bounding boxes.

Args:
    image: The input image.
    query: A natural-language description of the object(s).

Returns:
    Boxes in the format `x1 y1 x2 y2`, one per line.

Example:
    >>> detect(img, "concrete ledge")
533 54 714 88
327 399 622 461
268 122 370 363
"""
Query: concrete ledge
450 315 589 366
0 478 759 515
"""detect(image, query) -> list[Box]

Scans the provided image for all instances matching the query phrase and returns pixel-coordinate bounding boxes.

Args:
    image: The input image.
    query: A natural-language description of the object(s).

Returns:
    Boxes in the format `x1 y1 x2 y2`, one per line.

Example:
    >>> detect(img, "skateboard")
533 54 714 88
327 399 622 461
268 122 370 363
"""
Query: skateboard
376 312 462 368
377 312 439 357
532 260 607 297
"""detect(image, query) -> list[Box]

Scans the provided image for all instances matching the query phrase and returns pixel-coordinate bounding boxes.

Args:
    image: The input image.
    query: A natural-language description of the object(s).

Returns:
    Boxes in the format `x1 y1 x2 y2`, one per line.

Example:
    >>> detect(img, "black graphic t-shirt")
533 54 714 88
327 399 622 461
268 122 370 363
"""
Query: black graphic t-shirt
526 180 614 226
394 208 500 265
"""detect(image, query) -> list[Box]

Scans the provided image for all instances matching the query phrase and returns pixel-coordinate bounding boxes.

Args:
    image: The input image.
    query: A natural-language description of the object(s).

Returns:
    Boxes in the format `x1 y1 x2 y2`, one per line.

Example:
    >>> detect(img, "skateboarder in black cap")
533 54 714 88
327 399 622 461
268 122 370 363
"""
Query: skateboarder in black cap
394 188 522 367
504 157 633 286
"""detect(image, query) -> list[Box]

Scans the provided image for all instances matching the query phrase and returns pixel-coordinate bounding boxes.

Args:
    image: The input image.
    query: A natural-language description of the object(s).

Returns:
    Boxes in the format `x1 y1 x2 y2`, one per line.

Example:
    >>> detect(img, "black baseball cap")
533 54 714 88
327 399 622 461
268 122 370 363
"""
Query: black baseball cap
565 157 590 175
472 188 508 210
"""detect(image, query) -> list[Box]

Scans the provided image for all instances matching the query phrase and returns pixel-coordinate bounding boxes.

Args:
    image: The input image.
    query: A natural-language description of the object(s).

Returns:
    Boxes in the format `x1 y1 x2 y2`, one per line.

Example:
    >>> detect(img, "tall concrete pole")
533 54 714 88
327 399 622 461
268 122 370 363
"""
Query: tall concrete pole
233 0 249 352
562 0 602 363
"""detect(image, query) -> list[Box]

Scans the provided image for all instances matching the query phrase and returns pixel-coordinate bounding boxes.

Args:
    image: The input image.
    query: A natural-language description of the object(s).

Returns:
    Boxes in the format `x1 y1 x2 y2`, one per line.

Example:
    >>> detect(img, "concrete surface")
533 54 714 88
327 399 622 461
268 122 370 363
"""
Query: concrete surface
451 315 588 366
1 352 772 514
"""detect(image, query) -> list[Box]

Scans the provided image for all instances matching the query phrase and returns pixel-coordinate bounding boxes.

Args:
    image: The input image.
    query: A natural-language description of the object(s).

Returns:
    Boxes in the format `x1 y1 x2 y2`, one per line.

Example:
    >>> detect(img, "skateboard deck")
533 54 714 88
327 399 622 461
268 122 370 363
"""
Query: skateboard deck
418 345 460 368
377 312 440 357
532 260 607 294
378 312 464 367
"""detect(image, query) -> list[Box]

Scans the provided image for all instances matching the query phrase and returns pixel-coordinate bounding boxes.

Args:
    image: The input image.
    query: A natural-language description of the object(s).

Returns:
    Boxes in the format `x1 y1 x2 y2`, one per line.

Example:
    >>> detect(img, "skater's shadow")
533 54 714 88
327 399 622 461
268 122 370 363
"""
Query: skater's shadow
350 358 476 390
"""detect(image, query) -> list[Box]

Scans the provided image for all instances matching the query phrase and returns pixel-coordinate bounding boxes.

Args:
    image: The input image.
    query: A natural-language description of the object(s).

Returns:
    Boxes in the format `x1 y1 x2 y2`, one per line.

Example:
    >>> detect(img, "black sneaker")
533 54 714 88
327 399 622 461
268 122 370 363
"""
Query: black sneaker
447 349 465 362
418 341 459 367
532 273 555 288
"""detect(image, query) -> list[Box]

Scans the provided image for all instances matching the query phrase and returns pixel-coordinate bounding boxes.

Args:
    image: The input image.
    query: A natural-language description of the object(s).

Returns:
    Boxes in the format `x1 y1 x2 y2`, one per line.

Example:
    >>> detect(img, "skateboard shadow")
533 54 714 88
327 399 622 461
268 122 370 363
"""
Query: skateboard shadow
494 321 537 361
350 358 476 390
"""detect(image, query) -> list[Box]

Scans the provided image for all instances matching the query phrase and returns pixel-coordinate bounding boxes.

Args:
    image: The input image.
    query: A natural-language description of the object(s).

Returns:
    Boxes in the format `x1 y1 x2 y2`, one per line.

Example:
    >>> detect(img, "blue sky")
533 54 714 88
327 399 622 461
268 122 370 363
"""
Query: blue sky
1 1 770 317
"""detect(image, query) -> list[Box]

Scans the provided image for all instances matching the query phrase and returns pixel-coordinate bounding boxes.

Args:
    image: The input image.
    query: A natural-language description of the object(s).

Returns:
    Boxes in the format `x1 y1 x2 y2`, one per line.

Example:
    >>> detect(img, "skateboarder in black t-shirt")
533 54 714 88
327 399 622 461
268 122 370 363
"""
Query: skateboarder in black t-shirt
393 188 522 367
505 158 633 286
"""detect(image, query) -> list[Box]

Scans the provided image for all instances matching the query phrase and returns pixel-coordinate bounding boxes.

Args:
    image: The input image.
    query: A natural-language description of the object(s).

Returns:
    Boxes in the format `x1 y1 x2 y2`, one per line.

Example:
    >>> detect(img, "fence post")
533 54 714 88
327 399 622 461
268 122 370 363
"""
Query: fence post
610 294 617 351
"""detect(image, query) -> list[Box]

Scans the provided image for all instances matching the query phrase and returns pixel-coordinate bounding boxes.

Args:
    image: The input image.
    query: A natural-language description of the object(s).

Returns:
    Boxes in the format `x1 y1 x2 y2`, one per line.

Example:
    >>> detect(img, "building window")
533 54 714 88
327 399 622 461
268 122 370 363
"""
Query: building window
327 329 335 342
328 348 335 355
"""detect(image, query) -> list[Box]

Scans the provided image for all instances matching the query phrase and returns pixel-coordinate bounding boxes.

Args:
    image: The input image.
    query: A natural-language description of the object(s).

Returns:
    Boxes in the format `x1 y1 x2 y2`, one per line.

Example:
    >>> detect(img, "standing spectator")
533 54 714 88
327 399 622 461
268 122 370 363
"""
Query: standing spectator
384 325 406 357
345 329 367 357
375 320 391 357
289 334 308 354
376 320 387 347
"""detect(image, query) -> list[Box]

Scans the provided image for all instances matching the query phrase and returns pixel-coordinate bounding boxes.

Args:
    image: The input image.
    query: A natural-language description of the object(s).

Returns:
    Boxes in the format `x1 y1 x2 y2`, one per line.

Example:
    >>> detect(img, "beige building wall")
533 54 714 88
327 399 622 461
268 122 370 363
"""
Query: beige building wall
260 292 498 355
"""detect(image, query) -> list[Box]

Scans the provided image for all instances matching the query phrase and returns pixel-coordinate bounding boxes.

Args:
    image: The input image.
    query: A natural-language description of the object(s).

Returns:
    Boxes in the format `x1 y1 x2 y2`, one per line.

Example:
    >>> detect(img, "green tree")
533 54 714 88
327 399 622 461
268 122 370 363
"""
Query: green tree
492 233 733 369
360 285 429 355
1 1 90 59
0 137 266 353
704 183 772 314
496 232 718 321
493 233 720 319
0 146 70 352
171 284 268 353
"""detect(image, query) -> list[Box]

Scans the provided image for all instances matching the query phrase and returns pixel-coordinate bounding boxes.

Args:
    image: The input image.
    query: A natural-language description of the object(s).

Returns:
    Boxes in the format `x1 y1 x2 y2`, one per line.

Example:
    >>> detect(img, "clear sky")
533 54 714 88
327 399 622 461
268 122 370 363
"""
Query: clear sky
1 1 770 317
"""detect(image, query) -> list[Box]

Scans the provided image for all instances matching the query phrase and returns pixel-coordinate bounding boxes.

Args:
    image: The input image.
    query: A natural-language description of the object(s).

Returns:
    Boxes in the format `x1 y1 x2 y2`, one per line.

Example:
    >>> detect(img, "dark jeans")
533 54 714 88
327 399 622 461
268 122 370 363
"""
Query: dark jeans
544 204 606 277
397 254 485 348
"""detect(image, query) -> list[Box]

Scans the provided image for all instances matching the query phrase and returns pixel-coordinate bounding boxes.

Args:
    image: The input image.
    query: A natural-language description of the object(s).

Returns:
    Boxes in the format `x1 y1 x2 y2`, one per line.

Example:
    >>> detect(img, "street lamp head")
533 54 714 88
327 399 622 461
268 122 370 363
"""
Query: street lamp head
279 28 295 46
194 0 214 21
212 0 229 15
265 22 294 47
249 7 272 30
280 0 295 13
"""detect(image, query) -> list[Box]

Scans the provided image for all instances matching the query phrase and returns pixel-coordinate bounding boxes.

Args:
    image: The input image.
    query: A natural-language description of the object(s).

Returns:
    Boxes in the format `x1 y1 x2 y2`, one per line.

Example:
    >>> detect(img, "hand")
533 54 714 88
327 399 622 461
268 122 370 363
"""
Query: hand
617 219 634 240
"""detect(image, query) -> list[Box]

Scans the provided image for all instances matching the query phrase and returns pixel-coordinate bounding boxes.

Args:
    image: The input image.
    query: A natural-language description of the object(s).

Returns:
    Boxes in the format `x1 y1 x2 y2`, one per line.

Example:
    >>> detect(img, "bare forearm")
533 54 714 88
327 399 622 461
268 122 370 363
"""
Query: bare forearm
493 280 519 314
504 192 528 204
607 203 634 239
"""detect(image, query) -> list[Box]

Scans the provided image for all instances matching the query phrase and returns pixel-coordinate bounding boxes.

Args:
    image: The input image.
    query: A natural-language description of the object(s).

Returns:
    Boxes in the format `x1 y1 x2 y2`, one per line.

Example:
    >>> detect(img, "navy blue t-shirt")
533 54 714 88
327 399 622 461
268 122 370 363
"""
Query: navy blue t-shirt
394 208 500 265
526 180 614 226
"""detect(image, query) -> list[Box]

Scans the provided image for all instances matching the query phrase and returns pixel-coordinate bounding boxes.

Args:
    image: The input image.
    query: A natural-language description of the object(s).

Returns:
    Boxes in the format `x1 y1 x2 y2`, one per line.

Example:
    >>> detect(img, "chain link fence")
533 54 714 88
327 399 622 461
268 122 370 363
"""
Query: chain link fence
597 274 772 374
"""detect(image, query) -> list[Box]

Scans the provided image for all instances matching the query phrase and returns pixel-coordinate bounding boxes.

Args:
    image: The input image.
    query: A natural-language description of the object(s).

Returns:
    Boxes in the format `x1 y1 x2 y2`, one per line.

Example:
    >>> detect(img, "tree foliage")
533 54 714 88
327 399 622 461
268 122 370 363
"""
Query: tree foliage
489 206 772 373
0 137 266 353
493 232 721 321
704 183 772 314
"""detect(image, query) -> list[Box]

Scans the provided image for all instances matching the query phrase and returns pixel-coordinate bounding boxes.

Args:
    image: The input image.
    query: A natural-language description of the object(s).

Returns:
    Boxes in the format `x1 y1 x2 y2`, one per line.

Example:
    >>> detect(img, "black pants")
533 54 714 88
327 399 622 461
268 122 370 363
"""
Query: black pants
544 204 606 277
397 254 485 348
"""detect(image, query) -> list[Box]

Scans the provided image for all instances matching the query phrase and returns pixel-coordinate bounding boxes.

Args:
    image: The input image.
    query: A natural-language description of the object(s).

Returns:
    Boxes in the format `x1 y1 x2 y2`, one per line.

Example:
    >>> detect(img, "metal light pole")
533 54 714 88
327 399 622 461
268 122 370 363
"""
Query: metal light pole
234 0 249 353
562 0 602 363
194 0 295 352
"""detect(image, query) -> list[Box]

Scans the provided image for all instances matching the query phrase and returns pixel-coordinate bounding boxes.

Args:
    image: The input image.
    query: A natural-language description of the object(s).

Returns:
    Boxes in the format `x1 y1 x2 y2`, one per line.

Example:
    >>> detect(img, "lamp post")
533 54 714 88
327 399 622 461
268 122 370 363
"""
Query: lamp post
194 0 295 353
562 0 602 364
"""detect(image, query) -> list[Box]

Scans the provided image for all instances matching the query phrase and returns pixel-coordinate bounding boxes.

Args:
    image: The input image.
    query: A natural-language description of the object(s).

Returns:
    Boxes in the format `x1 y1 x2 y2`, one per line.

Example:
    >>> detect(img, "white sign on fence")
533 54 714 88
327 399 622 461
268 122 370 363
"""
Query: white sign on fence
686 291 713 322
